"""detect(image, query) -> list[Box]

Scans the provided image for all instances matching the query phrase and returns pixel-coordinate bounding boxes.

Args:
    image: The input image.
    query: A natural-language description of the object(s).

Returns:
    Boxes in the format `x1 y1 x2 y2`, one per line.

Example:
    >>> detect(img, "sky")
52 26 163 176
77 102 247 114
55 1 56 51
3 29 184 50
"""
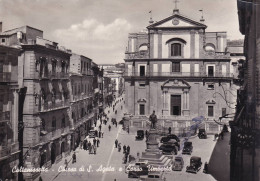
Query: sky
0 0 244 64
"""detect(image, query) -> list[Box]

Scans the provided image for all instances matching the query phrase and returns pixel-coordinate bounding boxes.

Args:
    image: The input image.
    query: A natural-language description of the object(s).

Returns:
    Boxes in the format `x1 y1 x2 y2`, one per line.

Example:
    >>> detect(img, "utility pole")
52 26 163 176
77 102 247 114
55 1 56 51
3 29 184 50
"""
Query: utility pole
18 87 27 181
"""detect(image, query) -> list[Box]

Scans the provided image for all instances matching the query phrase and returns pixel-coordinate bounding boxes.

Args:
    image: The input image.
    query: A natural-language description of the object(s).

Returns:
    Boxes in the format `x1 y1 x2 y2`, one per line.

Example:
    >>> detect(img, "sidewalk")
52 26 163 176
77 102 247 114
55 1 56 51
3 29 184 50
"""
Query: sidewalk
208 132 230 181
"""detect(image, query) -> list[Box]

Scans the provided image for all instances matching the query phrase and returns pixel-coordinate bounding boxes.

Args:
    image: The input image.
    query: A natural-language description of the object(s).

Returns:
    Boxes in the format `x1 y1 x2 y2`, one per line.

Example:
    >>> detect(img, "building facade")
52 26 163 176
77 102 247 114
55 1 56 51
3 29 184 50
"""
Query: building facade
69 54 94 151
0 45 20 180
124 8 237 134
230 1 260 181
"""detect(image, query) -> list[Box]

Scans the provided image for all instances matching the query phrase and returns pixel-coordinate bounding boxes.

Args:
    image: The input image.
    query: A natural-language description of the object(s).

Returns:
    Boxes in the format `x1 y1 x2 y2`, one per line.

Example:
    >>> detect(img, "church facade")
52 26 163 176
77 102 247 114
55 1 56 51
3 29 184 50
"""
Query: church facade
124 8 238 134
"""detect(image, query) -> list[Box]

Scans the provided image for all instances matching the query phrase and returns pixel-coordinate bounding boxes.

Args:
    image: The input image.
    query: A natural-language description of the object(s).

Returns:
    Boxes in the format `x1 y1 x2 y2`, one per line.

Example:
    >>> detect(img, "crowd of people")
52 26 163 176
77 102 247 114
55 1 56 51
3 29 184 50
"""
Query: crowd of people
64 96 126 169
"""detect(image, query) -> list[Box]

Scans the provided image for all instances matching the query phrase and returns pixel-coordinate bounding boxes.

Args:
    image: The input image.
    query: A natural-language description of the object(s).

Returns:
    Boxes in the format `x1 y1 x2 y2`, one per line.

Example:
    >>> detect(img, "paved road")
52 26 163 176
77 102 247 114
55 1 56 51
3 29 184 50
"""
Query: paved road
39 94 222 181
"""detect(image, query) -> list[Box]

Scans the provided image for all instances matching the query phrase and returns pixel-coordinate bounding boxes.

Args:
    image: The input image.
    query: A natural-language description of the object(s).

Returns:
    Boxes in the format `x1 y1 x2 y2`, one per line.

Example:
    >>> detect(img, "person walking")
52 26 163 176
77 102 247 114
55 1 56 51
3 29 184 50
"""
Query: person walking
88 141 92 154
64 159 68 170
94 121 97 127
98 131 101 138
127 145 130 154
123 145 126 154
115 121 117 127
97 139 100 147
168 127 172 134
99 124 102 131
108 125 111 131
72 152 76 163
93 138 97 146
93 145 97 155
115 139 118 148
118 143 121 152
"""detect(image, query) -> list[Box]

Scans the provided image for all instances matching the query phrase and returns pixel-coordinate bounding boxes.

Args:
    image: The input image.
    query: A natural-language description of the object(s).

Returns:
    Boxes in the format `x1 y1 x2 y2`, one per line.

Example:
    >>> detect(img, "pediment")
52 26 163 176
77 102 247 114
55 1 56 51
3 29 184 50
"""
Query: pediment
206 99 216 104
137 98 146 103
161 79 191 89
147 13 207 29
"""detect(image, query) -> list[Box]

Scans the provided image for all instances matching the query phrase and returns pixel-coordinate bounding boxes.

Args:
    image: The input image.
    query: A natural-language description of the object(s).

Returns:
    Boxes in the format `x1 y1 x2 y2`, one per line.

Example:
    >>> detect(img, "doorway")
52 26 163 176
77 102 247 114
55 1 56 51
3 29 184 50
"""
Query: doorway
171 95 181 116
139 66 145 76
51 143 56 164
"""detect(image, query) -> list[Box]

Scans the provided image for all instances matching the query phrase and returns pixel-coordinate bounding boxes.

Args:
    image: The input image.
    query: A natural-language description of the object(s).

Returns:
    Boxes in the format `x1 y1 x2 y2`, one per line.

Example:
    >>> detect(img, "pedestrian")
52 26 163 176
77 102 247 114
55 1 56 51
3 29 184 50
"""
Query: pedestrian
99 131 101 138
94 121 97 127
115 110 117 114
93 145 97 154
168 127 172 134
115 139 118 148
115 121 117 127
123 145 126 153
72 152 76 163
64 159 68 170
104 119 107 125
80 141 83 149
124 153 128 163
127 145 130 154
95 130 98 137
108 125 111 131
102 132 104 138
97 138 100 147
88 141 92 154
93 138 97 146
99 124 102 131
118 143 121 152
220 131 224 140
91 145 95 154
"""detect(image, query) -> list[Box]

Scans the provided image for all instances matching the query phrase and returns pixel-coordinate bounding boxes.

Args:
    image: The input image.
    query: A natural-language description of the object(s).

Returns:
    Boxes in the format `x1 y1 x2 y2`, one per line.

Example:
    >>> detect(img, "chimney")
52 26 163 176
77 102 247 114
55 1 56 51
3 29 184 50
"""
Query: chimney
0 22 2 33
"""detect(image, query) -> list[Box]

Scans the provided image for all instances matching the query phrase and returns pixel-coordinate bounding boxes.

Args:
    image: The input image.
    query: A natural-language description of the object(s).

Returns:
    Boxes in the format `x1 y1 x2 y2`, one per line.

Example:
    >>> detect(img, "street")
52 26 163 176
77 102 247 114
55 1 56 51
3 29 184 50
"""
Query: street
39 94 220 181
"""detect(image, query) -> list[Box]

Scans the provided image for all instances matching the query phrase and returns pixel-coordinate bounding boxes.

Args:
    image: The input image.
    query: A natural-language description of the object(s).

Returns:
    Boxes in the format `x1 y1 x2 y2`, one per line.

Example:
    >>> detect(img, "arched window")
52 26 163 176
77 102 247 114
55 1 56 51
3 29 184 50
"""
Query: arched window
204 43 215 52
171 43 181 56
52 117 56 131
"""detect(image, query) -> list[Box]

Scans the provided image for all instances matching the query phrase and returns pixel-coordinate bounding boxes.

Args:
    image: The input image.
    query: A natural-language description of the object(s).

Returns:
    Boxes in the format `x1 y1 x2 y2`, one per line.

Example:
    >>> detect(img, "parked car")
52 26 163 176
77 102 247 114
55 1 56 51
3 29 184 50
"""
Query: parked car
136 130 145 140
186 156 202 173
126 161 149 178
138 172 165 181
182 141 193 155
160 134 180 143
165 139 180 151
172 156 184 171
159 143 177 155
198 129 207 139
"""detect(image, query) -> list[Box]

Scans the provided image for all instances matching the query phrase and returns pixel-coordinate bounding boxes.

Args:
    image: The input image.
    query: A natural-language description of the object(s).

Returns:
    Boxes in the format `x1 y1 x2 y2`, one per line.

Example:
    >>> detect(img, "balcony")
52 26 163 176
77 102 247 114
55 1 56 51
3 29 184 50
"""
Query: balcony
48 71 69 80
0 142 20 161
125 51 149 59
0 72 11 82
124 72 235 78
39 100 70 112
73 112 94 129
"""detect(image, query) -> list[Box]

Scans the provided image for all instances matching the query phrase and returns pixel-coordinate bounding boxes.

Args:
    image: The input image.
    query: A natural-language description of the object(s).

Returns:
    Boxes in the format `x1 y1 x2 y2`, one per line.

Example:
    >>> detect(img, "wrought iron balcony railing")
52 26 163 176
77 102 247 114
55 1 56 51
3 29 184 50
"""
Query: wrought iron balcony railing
39 99 70 112
123 72 235 78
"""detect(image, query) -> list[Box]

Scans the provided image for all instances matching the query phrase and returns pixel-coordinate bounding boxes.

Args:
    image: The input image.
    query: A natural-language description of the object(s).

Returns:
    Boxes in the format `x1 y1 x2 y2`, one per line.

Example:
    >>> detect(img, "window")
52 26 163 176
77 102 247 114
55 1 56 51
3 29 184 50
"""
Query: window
208 106 214 117
41 119 46 131
208 84 214 90
222 108 226 117
1 39 5 43
61 115 65 128
139 83 145 87
208 66 214 77
171 43 181 56
139 66 145 76
139 104 145 115
52 117 56 131
172 62 180 72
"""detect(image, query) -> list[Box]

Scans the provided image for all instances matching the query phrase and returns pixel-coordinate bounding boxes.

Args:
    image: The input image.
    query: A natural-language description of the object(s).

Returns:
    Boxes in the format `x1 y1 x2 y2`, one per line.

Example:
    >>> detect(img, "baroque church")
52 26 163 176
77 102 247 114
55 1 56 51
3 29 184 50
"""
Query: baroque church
124 7 238 134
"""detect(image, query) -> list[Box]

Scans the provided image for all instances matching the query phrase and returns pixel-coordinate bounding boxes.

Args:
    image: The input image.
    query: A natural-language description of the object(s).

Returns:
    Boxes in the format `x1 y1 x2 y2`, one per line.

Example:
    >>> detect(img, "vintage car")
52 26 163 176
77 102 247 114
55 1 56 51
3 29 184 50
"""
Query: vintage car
138 172 165 181
159 143 177 155
126 161 149 178
182 141 193 155
88 130 96 138
167 139 180 151
136 130 145 140
186 156 202 173
172 156 184 171
160 134 180 143
198 129 207 139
